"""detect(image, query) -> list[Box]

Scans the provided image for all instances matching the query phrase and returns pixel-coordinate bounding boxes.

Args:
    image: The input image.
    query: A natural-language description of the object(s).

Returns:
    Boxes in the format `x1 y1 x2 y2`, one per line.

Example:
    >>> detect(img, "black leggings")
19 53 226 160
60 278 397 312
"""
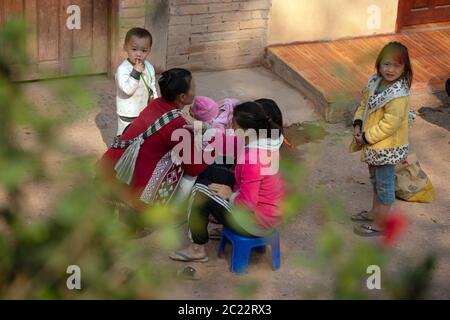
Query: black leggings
188 164 254 244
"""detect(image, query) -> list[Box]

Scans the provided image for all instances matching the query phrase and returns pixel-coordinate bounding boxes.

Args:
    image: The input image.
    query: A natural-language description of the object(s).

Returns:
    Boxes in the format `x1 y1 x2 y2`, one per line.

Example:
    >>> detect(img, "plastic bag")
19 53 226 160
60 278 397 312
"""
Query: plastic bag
395 154 436 203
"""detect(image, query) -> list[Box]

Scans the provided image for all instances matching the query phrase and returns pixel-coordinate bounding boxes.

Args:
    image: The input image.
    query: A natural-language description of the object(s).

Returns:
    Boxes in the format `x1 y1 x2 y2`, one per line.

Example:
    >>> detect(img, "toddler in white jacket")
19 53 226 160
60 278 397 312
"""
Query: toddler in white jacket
115 28 158 135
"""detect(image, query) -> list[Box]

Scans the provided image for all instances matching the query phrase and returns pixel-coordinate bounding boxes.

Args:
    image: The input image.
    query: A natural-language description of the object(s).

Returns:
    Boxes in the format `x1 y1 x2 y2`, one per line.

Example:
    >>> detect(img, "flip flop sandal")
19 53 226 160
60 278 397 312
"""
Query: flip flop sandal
176 266 201 281
351 210 374 222
208 227 223 240
169 251 209 263
353 224 384 237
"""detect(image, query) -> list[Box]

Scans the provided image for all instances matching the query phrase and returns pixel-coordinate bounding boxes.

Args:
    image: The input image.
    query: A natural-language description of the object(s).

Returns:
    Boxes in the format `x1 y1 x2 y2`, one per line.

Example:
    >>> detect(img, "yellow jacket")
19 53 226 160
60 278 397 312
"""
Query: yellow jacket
353 75 410 166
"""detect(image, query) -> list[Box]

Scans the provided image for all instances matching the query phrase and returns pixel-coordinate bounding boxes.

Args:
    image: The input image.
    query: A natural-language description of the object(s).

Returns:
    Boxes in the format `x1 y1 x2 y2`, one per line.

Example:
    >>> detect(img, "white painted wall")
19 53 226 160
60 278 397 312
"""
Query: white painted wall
268 0 399 45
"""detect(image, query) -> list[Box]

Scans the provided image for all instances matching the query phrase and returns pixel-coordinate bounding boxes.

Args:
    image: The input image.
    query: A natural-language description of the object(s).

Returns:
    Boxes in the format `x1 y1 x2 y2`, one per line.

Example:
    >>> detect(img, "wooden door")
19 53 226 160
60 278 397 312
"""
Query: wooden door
0 0 109 81
397 0 450 30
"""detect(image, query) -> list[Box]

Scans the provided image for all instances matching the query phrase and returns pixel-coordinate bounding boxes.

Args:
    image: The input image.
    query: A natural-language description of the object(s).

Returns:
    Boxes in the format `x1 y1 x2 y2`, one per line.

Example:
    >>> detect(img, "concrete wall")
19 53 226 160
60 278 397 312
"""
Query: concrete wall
115 0 273 72
114 0 169 72
268 0 399 45
145 0 169 72
114 0 400 73
166 0 272 70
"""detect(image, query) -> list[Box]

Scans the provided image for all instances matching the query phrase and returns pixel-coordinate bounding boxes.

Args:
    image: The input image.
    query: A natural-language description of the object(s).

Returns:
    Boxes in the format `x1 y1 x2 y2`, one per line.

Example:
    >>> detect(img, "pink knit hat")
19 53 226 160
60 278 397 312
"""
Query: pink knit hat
191 96 219 123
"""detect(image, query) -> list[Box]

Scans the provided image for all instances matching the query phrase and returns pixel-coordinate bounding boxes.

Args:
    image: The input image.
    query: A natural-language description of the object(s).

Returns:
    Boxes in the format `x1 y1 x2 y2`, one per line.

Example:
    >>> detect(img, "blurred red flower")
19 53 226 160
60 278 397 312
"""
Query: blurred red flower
382 211 409 246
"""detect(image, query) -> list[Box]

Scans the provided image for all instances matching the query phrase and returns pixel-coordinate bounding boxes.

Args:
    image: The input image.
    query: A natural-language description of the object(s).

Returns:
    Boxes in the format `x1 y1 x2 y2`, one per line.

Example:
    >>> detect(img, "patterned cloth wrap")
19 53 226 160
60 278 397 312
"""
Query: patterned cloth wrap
111 109 184 206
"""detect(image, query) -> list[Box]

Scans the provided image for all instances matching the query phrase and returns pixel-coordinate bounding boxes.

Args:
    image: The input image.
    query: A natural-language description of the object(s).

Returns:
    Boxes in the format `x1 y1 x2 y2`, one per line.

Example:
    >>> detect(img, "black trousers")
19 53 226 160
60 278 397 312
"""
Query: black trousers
188 164 254 244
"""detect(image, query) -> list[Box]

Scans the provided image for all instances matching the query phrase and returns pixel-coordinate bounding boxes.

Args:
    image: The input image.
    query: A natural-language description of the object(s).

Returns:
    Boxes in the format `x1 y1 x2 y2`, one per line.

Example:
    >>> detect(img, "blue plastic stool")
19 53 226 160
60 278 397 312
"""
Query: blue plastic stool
217 227 281 274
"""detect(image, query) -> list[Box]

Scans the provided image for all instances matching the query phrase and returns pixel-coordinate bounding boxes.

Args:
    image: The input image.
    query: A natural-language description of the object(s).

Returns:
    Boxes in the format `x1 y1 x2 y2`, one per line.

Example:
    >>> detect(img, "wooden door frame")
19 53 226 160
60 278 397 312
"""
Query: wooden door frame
396 0 450 32
396 0 409 32
108 0 120 77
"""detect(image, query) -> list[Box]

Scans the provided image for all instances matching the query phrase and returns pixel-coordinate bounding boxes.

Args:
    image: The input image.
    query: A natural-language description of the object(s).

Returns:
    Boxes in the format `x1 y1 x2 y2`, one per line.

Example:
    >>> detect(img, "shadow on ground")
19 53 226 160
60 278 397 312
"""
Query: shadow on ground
93 80 117 147
418 91 450 132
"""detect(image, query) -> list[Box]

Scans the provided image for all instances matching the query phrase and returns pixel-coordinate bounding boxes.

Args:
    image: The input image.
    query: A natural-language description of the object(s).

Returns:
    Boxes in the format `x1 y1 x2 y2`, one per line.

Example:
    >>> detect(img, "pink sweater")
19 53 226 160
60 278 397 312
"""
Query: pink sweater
231 146 285 230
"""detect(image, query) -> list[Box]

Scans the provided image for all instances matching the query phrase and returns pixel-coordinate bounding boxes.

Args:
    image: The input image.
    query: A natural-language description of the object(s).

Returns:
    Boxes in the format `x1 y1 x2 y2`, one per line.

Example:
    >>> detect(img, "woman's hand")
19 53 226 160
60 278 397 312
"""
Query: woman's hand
181 109 199 130
208 183 233 200
181 109 210 135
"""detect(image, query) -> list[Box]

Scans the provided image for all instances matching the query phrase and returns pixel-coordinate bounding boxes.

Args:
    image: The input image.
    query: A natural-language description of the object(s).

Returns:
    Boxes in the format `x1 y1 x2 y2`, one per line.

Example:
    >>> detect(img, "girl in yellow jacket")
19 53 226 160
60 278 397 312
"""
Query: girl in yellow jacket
351 42 413 237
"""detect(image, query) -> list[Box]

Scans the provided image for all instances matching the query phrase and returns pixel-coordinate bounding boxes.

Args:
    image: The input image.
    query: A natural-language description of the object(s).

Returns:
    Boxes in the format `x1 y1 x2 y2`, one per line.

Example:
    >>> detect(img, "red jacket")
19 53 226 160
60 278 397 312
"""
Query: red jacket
99 98 207 210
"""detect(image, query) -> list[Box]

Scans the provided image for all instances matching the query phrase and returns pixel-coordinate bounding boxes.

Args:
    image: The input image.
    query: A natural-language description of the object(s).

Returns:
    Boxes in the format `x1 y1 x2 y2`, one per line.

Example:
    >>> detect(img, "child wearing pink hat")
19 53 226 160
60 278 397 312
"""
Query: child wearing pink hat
190 96 240 133
174 96 240 204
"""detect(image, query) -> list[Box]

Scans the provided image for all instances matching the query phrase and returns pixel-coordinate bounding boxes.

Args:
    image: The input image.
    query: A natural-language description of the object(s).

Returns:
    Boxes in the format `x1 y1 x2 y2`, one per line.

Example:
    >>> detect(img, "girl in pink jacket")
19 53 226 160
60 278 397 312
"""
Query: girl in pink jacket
170 100 285 263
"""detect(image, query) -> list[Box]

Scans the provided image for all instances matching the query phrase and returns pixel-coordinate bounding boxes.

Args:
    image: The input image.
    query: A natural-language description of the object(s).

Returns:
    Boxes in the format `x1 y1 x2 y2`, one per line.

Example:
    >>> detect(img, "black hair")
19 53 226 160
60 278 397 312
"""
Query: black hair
233 101 283 138
254 98 283 132
124 27 153 46
376 41 413 88
158 68 192 102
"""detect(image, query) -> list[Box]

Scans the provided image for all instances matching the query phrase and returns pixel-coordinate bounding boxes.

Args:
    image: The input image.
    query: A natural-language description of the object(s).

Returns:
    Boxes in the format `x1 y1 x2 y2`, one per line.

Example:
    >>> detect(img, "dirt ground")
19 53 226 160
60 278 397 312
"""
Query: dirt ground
16 68 450 299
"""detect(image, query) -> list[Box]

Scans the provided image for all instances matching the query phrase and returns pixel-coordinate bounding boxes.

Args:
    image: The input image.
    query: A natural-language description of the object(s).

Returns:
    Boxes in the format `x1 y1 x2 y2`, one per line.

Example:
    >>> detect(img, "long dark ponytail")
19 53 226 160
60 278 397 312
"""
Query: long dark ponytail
233 101 283 139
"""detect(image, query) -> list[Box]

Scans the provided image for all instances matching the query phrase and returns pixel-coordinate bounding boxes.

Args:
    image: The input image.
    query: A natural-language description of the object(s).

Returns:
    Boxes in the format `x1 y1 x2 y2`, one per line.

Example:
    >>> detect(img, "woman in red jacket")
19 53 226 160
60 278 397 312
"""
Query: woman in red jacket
98 68 207 212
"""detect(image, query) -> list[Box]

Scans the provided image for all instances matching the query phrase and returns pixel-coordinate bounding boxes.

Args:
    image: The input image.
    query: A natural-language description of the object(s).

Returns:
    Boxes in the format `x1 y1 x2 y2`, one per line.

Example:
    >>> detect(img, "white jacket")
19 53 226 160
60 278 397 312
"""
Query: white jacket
115 59 158 117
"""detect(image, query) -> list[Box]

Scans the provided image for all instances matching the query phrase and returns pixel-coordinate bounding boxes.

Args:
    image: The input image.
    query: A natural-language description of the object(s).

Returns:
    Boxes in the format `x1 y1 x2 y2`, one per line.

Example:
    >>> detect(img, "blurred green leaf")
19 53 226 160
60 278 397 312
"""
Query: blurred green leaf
236 279 259 299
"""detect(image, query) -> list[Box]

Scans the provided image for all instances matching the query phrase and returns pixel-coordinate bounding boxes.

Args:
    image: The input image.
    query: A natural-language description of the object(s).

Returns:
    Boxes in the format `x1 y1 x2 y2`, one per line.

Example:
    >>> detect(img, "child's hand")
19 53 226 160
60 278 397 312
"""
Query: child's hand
208 183 233 200
353 125 361 137
134 59 145 73
354 133 365 145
